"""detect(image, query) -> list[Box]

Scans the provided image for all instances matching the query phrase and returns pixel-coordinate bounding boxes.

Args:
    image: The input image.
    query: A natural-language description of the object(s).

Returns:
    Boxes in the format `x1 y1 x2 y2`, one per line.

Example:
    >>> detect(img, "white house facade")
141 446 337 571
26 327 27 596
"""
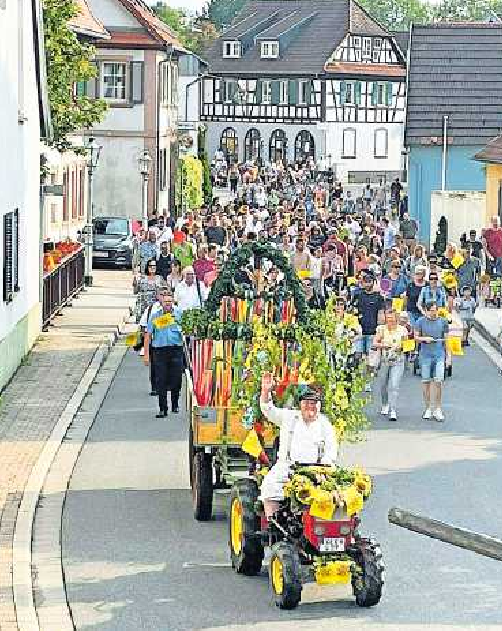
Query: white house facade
0 0 51 390
201 0 406 183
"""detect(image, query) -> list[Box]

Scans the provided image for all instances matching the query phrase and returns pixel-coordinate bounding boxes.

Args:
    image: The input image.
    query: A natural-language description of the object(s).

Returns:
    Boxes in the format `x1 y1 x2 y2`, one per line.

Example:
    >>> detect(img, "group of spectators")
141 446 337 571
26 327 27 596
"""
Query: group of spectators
132 157 502 422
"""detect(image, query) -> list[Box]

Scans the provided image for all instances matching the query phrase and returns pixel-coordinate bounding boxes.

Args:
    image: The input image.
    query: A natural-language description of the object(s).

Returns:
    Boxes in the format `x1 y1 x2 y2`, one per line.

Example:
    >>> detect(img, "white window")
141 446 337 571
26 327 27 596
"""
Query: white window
224 80 237 103
351 35 361 48
342 128 356 158
376 82 386 106
279 80 288 104
101 62 128 102
373 38 382 49
261 79 272 104
362 37 372 58
261 41 279 59
344 81 355 105
374 128 388 158
223 41 241 58
298 80 309 105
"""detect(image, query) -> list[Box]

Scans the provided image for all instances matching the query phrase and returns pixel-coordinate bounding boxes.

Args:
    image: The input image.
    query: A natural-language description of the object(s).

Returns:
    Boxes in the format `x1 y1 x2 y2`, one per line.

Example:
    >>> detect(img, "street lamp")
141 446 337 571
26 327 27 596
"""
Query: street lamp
84 136 101 286
138 150 152 231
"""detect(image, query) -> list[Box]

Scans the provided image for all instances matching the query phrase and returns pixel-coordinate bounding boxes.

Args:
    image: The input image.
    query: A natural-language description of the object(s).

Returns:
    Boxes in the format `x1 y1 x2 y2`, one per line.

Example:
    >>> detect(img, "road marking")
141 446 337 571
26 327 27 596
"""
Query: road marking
182 561 232 569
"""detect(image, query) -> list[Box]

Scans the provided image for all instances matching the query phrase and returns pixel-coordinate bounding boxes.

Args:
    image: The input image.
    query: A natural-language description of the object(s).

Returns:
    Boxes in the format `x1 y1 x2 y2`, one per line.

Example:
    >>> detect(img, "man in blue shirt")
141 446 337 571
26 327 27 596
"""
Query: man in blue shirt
415 302 449 422
144 289 184 418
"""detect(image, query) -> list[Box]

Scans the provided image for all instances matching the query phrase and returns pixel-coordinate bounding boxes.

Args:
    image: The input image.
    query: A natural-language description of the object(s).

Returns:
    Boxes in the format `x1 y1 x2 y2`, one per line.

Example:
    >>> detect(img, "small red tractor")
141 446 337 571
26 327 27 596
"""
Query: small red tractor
229 471 384 610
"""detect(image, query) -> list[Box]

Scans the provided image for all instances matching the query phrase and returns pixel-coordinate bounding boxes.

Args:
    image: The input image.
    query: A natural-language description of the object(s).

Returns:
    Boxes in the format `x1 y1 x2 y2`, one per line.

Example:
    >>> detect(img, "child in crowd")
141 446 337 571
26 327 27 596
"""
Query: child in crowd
455 285 477 346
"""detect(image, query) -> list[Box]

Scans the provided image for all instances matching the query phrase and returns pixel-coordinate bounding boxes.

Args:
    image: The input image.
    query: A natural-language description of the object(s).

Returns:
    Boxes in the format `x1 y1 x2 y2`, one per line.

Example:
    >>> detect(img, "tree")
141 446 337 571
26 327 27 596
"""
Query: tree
359 0 431 30
206 0 247 30
154 5 218 53
432 0 495 21
43 0 107 153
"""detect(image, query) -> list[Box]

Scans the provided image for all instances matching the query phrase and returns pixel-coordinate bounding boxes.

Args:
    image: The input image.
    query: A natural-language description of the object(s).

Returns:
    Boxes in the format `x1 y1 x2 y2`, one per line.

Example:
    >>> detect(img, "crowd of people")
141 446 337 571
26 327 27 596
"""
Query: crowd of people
132 158 502 422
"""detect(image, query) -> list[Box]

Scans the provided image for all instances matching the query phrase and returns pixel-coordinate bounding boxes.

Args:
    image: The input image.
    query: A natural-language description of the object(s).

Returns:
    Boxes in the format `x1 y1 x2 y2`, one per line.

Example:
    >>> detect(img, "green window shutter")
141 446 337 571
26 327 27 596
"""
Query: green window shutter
371 82 378 106
305 81 312 104
386 82 393 107
289 79 298 105
340 80 347 104
75 81 87 97
355 81 362 105
229 80 237 102
255 80 261 104
271 80 280 105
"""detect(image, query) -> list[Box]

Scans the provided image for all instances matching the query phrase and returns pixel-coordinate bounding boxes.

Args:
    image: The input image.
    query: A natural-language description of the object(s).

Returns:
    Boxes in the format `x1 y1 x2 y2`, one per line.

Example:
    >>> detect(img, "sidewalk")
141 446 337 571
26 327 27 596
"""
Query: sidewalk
474 306 501 351
0 269 134 630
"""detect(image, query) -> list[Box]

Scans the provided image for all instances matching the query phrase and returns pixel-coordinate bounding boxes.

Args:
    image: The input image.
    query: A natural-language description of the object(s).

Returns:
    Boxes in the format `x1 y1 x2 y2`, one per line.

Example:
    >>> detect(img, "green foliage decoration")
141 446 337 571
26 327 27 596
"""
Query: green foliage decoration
176 155 204 210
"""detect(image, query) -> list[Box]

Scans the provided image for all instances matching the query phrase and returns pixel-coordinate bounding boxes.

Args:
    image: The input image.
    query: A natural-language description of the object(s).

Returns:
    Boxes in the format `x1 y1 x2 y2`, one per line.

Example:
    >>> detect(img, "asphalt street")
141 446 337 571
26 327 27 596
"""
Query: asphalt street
63 340 502 631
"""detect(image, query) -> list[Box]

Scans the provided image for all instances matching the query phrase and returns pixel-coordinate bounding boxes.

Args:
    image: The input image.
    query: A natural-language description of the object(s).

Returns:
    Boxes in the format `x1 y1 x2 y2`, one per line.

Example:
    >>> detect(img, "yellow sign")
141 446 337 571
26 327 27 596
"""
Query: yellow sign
298 269 311 279
341 485 364 517
402 338 416 353
153 313 175 329
125 332 140 347
447 336 464 356
392 297 404 313
438 307 450 319
451 253 464 269
315 560 352 585
347 276 357 287
241 430 263 458
309 489 335 521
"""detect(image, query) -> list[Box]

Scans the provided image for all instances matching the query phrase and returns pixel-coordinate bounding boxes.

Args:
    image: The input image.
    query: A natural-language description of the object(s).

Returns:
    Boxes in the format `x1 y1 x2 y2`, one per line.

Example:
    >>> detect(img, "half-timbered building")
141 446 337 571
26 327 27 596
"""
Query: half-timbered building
201 0 406 183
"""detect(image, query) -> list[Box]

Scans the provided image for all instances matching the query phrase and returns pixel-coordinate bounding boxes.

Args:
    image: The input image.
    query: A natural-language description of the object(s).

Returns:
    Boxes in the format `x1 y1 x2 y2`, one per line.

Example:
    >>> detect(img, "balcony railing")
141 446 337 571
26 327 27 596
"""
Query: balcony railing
42 247 85 328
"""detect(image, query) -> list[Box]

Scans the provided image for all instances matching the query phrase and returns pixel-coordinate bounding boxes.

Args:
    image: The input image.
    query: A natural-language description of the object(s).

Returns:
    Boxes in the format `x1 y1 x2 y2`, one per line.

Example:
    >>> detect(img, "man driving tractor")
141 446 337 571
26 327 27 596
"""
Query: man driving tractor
259 372 338 519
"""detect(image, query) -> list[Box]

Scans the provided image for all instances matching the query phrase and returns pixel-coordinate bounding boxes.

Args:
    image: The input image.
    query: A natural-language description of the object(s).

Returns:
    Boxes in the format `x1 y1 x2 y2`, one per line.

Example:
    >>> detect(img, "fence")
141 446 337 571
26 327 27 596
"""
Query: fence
42 247 85 328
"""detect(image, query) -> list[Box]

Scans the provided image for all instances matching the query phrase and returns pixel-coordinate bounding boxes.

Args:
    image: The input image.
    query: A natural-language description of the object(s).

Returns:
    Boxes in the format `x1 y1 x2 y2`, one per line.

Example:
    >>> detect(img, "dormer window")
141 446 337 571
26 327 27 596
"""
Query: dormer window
261 41 279 59
223 41 241 58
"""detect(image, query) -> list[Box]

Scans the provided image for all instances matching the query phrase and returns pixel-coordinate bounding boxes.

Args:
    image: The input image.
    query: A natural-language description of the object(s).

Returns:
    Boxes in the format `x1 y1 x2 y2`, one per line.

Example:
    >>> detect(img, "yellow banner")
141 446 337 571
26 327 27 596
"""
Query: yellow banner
447 336 463 356
402 338 416 353
309 489 334 521
153 313 175 329
392 297 404 313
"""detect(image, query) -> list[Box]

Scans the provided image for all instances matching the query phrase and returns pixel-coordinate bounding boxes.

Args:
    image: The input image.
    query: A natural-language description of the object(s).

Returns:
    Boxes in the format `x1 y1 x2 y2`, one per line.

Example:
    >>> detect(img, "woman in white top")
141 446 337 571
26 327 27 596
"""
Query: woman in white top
373 309 409 421
259 373 338 518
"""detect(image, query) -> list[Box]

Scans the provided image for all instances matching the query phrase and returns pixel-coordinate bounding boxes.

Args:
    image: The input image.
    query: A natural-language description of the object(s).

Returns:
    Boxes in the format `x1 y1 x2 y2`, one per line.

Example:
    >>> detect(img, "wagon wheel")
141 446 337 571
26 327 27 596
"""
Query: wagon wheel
192 451 213 521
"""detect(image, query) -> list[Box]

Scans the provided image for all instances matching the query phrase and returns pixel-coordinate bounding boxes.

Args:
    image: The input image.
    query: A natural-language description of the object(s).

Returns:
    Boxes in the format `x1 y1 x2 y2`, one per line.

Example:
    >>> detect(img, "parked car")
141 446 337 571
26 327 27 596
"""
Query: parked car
91 216 134 269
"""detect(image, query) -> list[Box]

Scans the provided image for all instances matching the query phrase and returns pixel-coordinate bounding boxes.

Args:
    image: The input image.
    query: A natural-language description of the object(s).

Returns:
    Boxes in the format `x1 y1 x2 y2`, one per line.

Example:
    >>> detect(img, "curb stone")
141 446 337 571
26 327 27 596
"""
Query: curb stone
12 329 121 631
473 319 501 355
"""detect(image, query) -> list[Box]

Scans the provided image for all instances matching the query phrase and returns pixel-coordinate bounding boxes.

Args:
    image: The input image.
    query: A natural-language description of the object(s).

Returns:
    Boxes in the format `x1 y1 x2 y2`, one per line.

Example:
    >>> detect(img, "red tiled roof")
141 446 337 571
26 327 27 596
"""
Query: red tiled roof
324 62 406 77
69 0 110 40
115 0 186 51
104 30 161 48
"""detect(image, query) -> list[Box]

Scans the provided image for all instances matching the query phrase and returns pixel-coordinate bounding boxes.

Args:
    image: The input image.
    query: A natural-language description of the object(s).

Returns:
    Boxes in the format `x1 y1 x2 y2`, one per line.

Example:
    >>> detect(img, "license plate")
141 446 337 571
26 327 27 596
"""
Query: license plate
94 251 108 258
319 537 345 552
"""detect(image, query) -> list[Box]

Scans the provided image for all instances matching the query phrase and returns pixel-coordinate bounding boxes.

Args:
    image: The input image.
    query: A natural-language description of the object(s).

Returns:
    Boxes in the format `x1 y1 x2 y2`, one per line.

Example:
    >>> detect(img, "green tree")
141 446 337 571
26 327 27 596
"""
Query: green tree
43 0 107 152
154 5 218 53
198 127 213 205
359 0 431 30
432 0 495 21
206 0 247 30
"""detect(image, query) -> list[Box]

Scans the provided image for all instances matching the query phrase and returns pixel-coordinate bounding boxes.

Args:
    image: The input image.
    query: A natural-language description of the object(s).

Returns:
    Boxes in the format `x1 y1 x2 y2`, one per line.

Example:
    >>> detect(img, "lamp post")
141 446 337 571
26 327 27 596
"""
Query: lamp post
84 136 101 287
138 150 152 231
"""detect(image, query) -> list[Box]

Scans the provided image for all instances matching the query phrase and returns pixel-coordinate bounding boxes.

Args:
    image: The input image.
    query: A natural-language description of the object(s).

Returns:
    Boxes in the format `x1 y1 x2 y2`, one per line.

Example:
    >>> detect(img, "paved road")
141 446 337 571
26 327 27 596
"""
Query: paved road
63 341 502 631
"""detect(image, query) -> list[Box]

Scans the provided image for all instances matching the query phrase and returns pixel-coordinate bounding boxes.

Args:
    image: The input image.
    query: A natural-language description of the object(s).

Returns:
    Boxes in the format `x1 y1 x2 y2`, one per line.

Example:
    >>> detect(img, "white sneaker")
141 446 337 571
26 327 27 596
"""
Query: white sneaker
380 404 390 416
389 409 397 421
422 408 432 420
433 408 445 422
139 347 145 356
365 383 372 393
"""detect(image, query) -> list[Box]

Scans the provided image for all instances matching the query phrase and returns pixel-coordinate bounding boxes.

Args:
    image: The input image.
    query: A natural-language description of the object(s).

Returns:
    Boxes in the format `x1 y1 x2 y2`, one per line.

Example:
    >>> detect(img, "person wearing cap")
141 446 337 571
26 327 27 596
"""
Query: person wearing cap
259 373 338 519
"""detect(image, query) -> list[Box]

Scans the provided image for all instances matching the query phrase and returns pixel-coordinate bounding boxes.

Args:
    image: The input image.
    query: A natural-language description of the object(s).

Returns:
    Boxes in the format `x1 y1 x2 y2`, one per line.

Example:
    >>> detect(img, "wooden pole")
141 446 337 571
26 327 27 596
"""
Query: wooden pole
388 507 502 562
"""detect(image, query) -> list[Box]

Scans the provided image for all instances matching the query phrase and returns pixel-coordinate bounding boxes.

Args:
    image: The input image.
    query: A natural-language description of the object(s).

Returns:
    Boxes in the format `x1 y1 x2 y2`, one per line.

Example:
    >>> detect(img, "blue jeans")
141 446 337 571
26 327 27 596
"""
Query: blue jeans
356 335 374 355
380 360 405 410
421 356 445 383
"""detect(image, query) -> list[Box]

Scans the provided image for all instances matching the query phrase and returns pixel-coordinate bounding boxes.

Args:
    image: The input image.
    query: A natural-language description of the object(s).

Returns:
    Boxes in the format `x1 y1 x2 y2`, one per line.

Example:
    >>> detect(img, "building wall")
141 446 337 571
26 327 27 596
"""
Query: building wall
485 163 502 224
86 0 138 28
430 191 486 250
206 121 325 165
408 145 486 244
0 0 43 389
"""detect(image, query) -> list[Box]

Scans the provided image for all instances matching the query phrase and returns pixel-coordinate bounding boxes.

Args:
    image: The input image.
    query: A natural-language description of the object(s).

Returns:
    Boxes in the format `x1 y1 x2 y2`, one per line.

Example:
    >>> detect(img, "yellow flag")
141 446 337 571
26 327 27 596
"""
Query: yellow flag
438 307 450 319
310 489 334 521
402 338 416 353
154 313 175 329
125 332 140 347
392 297 404 313
341 485 364 517
451 253 464 269
241 430 263 458
447 336 464 356
347 276 357 287
298 269 311 279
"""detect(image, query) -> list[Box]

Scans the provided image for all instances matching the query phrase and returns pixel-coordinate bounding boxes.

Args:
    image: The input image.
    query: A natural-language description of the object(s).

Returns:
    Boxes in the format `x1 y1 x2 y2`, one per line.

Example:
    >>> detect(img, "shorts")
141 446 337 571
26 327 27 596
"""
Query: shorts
355 335 374 355
421 356 445 383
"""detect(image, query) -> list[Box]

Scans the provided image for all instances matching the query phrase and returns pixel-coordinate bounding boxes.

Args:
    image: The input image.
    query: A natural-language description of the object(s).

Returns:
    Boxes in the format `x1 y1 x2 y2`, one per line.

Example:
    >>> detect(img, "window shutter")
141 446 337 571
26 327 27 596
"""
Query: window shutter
355 81 362 105
305 81 312 105
288 79 298 105
3 211 17 303
85 61 99 99
13 209 19 293
75 81 87 97
229 80 237 102
340 80 347 104
271 80 280 105
385 82 393 107
130 61 144 104
371 82 378 106
255 80 262 104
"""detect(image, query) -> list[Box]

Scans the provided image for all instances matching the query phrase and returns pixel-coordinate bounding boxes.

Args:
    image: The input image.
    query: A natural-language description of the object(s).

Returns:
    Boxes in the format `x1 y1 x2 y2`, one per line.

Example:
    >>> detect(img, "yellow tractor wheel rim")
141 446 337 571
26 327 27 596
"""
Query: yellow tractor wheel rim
271 557 284 595
230 498 243 555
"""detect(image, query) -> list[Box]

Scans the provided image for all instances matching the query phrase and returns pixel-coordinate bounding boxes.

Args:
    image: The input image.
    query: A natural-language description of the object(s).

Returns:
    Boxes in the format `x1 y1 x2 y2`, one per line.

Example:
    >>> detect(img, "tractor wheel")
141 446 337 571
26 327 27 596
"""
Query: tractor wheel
269 542 302 610
229 480 264 576
188 424 194 489
351 537 384 608
192 451 213 521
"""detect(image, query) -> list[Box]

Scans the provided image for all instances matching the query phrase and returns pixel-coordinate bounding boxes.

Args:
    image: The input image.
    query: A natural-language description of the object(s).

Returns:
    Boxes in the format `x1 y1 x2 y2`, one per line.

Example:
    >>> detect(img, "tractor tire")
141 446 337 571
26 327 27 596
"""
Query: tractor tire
229 480 264 576
192 451 213 521
269 542 302 610
351 537 384 608
188 424 194 489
